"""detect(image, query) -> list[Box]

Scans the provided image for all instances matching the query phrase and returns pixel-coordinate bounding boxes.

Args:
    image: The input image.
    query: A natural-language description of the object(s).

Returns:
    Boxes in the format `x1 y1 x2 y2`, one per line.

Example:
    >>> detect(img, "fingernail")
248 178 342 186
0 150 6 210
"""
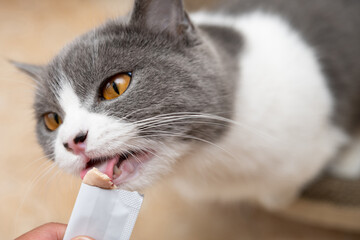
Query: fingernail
71 236 95 240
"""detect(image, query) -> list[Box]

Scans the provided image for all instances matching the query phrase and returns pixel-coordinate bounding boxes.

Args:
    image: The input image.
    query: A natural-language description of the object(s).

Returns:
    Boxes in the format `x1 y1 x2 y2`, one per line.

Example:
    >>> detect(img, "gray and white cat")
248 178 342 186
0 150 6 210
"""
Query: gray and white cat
15 0 360 209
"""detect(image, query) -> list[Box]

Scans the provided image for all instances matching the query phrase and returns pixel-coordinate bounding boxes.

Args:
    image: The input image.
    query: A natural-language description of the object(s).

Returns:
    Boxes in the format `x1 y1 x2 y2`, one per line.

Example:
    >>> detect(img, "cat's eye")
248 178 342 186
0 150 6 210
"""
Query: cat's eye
43 112 62 131
101 72 131 100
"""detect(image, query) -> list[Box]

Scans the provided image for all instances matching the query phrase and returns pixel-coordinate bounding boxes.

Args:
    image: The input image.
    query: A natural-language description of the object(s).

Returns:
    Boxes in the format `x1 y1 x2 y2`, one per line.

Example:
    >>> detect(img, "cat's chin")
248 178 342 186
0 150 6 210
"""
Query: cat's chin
80 149 154 187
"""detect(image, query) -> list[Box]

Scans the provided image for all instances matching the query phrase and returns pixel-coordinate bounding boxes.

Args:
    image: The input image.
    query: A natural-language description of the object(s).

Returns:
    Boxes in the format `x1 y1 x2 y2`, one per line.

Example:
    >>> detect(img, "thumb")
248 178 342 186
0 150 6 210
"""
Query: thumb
71 236 96 240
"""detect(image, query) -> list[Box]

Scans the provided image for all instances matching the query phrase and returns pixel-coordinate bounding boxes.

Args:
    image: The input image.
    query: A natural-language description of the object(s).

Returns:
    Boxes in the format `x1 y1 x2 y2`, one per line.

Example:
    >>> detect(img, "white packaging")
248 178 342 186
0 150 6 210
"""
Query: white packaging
63 183 143 240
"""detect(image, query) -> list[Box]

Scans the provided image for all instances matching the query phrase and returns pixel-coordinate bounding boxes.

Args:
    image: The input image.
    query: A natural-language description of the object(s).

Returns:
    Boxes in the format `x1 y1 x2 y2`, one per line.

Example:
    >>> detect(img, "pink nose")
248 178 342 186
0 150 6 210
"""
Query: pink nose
63 132 88 154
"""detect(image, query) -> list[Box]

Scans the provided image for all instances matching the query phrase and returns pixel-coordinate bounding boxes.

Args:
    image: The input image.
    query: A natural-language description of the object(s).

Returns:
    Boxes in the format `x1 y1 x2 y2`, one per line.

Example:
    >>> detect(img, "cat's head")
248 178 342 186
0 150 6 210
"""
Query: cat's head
14 0 233 191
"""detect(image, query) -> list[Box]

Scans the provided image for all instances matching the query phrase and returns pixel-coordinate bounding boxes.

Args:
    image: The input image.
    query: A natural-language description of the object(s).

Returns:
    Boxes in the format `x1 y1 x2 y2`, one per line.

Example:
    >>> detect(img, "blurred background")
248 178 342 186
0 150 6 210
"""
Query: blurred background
1 0 359 239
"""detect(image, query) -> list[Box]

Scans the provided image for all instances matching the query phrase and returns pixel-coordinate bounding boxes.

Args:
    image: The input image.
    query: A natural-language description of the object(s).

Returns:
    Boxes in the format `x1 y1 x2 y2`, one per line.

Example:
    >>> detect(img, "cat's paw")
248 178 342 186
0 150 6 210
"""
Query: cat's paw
258 189 299 210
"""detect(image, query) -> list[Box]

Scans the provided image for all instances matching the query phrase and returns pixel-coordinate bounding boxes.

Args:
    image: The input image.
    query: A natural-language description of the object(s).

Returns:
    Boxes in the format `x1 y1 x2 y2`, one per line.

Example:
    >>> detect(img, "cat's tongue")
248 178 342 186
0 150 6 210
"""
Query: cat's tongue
80 157 118 180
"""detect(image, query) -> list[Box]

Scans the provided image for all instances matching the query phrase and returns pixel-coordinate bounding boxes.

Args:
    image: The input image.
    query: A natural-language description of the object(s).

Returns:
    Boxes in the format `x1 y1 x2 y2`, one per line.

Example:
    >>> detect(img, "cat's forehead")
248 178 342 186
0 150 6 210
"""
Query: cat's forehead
45 22 182 94
53 22 181 70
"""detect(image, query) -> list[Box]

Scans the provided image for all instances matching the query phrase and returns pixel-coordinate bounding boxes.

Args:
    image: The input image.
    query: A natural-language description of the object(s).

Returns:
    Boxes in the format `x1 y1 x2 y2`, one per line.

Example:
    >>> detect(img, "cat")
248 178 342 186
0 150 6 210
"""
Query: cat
14 0 360 209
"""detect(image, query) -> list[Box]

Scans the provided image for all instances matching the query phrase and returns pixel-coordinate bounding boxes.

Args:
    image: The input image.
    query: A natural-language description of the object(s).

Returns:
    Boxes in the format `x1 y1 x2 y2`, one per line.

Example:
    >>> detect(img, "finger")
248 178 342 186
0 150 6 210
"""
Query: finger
72 236 96 240
15 222 67 240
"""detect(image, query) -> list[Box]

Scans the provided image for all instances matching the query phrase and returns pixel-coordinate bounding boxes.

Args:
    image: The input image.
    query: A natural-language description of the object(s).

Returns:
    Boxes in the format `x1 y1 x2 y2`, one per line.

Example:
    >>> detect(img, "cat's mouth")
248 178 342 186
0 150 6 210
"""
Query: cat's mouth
80 149 153 185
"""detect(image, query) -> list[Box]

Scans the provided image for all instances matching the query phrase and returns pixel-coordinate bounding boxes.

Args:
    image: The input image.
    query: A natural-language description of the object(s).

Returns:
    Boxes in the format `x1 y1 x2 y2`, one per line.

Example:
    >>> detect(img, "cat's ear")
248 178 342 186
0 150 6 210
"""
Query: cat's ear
11 61 44 82
130 0 194 37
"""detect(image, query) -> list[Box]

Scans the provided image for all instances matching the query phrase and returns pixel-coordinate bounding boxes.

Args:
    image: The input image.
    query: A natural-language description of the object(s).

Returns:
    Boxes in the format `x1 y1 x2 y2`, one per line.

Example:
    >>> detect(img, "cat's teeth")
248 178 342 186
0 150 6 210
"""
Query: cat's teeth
113 165 122 178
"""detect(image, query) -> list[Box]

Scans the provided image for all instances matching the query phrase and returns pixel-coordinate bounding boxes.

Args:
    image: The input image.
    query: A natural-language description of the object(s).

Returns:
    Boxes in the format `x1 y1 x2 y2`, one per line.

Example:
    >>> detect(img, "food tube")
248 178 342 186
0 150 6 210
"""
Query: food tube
63 168 144 240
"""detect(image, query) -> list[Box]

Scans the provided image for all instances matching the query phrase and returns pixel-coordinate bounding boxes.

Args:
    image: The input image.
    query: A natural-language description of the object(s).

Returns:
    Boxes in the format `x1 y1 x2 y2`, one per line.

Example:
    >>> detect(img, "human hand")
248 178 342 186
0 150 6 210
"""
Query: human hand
15 223 94 240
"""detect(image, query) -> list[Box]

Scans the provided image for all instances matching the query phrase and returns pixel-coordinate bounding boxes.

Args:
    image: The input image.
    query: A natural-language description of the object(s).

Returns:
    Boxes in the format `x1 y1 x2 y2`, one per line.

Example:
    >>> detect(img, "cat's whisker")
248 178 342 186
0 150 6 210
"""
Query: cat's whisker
119 141 180 180
37 170 58 201
138 120 229 131
33 163 58 188
134 116 278 146
132 112 278 141
133 112 233 128
146 117 280 151
122 142 164 167
42 164 62 191
35 164 60 203
13 162 57 235
50 169 65 201
19 153 55 173
129 130 239 162
131 111 228 123
17 158 54 183
120 107 154 120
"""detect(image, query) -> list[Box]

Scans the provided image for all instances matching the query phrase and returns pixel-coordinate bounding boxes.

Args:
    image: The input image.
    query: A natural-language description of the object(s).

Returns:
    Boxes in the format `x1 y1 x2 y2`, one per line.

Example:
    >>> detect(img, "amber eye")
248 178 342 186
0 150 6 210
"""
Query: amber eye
44 112 62 131
102 72 131 100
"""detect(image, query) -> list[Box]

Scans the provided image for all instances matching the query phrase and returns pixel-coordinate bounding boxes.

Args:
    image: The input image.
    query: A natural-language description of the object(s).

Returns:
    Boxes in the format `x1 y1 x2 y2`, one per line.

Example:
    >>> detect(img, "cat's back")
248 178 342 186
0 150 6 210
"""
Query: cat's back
177 0 360 206
220 0 360 47
200 0 360 133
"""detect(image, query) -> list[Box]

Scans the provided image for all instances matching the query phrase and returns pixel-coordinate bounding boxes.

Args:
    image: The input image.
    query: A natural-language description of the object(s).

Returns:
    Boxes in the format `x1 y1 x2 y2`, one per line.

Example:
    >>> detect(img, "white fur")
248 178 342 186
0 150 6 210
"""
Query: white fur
170 12 348 208
55 83 137 174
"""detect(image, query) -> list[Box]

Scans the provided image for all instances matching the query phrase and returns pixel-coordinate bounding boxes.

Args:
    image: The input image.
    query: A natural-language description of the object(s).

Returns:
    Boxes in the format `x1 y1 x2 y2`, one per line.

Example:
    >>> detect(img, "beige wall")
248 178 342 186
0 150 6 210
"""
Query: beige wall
0 1 359 239
0 1 133 238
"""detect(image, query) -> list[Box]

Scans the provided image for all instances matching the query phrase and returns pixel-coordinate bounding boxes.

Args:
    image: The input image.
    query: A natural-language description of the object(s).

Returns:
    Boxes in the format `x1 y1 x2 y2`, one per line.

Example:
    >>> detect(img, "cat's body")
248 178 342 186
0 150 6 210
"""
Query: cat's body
15 0 360 209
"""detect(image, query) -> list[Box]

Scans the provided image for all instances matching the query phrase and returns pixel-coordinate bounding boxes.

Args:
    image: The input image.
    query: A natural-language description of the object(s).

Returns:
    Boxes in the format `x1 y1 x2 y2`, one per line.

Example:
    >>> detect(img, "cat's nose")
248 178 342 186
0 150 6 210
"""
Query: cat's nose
74 132 88 144
63 131 88 154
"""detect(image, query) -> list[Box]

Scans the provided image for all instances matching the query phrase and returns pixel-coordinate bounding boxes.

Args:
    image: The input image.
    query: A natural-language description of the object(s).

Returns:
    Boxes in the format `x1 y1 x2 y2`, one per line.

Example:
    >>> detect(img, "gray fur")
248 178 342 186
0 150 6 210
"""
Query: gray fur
130 0 194 36
11 61 44 81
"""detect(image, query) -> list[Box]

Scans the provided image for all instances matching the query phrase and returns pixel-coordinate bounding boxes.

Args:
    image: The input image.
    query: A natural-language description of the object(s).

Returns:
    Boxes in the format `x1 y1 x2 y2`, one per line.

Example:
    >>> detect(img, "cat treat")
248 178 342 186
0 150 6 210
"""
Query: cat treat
63 169 143 240
82 167 117 189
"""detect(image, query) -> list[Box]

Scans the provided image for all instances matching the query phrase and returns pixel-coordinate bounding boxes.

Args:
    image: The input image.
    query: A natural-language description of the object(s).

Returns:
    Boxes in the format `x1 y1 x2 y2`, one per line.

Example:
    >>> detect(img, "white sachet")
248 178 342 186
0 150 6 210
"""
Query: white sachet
63 183 143 240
